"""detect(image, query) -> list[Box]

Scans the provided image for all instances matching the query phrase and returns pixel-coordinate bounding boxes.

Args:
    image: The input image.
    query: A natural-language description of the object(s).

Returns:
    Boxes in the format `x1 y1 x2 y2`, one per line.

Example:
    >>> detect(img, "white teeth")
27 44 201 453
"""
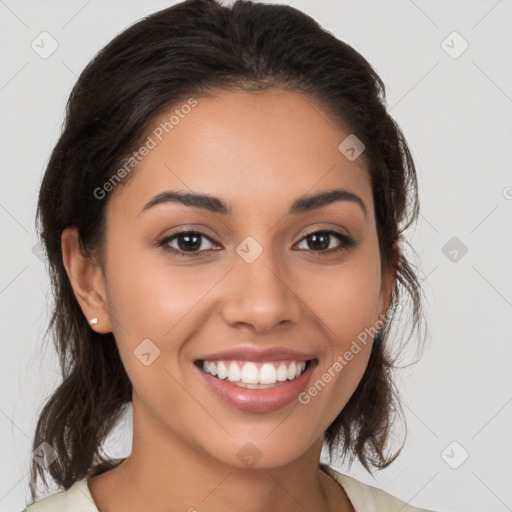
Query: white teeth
200 359 309 385
276 363 288 381
233 381 279 389
227 362 241 382
287 361 297 380
259 363 277 384
240 362 259 384
217 361 228 380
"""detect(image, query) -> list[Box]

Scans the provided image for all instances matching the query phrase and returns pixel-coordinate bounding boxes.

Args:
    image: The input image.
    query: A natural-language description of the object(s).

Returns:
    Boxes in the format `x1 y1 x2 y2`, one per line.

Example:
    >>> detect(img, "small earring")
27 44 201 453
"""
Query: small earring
89 317 98 325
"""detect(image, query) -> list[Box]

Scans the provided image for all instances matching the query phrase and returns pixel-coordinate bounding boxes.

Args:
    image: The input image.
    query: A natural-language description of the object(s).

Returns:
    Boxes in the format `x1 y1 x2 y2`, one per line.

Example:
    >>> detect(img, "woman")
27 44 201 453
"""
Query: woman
21 0 440 510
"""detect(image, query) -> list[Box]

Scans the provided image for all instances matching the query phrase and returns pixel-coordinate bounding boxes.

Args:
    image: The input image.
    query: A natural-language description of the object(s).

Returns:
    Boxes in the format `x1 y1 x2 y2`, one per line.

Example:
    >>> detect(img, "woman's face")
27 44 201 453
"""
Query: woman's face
91 89 395 468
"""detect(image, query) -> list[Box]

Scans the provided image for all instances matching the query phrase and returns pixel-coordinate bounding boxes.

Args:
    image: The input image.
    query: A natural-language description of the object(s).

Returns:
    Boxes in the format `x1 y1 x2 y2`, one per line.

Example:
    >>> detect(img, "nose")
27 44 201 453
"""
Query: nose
220 248 302 333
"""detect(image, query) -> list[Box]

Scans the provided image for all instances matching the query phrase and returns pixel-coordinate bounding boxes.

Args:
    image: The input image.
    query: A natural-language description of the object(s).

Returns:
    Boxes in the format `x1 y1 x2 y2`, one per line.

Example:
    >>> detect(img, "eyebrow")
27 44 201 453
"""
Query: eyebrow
138 188 367 218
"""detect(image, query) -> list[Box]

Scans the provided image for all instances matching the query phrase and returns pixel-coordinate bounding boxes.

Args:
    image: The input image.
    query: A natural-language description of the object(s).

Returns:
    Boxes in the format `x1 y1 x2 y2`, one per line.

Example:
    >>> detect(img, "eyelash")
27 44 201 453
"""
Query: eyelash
158 228 356 259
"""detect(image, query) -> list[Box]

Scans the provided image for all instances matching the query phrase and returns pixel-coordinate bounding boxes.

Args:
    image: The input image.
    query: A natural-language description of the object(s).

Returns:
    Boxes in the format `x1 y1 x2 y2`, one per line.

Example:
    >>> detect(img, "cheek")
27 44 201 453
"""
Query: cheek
105 241 216 338
294 249 383 415
103 243 227 388
298 250 383 339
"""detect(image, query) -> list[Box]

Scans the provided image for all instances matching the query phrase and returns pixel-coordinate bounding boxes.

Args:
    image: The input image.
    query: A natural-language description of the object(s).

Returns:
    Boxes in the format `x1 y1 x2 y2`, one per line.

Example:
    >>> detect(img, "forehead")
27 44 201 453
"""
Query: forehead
108 89 372 219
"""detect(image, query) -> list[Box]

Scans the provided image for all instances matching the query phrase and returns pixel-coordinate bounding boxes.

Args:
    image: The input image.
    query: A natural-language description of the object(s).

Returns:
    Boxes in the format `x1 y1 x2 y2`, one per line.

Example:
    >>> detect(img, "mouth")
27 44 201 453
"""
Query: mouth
193 357 318 413
194 358 315 389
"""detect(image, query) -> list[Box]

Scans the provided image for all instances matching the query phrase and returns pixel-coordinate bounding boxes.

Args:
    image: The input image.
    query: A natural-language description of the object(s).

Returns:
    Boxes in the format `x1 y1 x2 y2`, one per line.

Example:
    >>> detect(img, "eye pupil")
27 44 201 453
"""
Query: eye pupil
308 233 329 251
178 233 201 251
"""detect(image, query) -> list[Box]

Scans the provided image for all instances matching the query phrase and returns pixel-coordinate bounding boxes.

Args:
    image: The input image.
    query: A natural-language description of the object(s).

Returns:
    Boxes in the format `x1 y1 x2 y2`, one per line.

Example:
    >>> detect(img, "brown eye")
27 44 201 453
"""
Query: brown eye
295 230 355 255
159 231 219 257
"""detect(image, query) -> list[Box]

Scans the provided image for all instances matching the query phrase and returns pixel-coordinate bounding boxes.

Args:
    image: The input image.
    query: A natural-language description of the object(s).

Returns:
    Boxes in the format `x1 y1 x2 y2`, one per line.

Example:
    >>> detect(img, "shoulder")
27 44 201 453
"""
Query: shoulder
23 477 98 512
320 463 442 512
22 457 127 512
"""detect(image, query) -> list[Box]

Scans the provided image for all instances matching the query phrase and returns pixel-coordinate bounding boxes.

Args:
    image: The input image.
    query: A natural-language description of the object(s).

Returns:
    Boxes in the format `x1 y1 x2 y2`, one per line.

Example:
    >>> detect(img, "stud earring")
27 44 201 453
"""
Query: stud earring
89 317 98 325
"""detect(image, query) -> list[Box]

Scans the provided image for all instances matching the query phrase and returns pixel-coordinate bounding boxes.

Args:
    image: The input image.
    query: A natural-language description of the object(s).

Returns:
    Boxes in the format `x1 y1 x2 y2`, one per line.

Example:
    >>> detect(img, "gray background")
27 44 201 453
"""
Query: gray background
1 1 511 511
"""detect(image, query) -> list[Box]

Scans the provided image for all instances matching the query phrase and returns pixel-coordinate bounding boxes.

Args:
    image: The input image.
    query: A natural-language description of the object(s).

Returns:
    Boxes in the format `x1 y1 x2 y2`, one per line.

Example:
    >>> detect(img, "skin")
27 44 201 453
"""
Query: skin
61 89 398 512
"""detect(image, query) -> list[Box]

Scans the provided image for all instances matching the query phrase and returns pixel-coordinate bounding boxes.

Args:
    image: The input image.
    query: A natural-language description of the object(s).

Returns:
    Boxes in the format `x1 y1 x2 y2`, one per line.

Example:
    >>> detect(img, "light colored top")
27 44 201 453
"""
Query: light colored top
21 460 441 512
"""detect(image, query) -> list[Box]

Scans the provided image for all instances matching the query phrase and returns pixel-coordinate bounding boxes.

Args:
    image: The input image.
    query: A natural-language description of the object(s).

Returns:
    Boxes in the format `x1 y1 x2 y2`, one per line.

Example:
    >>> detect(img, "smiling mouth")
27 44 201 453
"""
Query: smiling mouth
194 359 315 389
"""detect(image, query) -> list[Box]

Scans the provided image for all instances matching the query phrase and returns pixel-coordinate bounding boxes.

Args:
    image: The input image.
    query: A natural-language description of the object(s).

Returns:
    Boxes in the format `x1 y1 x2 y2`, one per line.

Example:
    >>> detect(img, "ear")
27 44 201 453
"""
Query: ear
378 239 399 320
61 227 113 334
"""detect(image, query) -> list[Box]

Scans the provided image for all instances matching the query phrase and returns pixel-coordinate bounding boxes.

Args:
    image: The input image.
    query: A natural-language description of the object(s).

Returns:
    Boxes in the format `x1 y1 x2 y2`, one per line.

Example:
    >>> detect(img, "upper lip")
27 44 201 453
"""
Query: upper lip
196 347 316 363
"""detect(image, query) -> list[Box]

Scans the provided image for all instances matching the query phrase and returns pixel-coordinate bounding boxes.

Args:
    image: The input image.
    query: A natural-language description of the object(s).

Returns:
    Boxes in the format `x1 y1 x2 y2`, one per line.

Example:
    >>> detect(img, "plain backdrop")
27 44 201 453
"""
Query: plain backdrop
1 1 511 511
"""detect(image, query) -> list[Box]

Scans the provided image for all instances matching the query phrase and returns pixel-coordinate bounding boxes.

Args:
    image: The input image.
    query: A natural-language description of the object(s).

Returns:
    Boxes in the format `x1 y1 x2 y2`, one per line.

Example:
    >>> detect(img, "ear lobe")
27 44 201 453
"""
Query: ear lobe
61 227 113 333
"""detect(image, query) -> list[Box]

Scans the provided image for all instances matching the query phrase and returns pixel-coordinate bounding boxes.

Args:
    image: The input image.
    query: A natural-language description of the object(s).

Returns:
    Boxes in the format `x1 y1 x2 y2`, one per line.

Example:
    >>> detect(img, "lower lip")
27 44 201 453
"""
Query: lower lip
195 361 317 413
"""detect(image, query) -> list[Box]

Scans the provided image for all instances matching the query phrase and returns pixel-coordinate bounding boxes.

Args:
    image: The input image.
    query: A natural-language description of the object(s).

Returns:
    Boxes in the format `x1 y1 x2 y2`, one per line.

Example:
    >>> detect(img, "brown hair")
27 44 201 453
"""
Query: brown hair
30 0 426 502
